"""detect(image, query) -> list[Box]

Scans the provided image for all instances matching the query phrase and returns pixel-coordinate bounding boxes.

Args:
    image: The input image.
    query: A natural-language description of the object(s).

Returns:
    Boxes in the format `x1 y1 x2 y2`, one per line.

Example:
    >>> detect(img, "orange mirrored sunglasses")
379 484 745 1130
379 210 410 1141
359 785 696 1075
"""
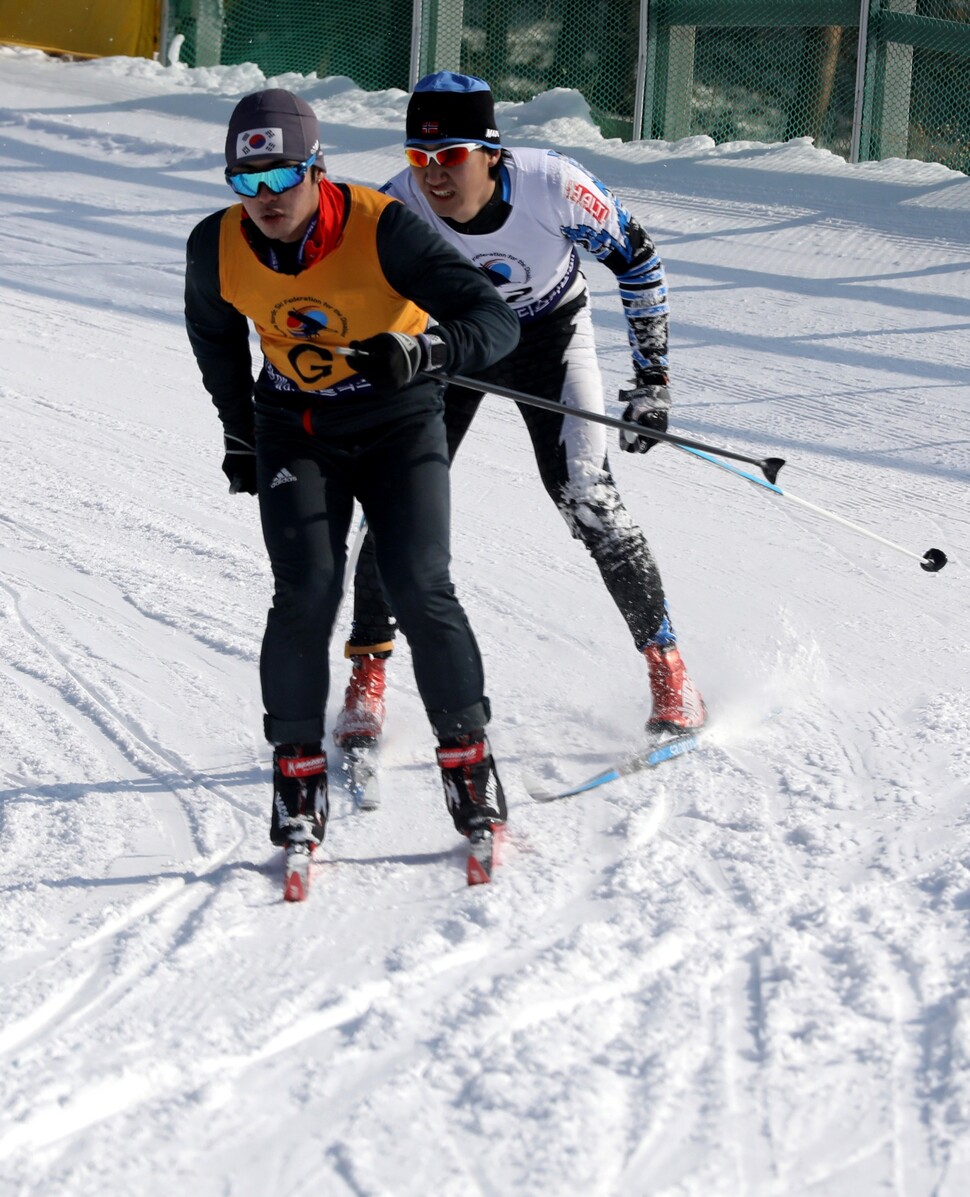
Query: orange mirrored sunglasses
404 142 483 168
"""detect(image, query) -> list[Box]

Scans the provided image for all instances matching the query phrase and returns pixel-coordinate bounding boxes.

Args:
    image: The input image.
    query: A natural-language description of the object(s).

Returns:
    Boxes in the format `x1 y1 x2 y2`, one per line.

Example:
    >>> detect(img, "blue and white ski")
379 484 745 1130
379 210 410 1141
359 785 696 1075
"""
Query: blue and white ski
528 731 700 803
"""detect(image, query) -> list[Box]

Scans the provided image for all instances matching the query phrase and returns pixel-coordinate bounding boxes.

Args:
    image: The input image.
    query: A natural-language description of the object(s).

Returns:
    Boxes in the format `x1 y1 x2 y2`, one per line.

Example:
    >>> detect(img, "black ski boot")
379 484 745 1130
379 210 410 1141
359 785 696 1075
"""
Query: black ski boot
270 743 329 848
437 731 507 885
436 730 506 834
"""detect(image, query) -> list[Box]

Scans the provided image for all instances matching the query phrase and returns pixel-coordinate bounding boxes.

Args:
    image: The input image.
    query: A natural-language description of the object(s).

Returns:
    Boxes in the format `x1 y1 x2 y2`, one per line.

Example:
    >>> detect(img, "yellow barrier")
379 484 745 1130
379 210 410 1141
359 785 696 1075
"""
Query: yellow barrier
0 0 161 60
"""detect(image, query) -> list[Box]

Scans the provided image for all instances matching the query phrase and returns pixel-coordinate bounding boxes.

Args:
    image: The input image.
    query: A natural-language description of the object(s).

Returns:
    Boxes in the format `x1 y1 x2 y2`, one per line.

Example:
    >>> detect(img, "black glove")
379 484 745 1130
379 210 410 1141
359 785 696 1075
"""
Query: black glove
347 331 447 392
221 431 257 494
618 383 671 453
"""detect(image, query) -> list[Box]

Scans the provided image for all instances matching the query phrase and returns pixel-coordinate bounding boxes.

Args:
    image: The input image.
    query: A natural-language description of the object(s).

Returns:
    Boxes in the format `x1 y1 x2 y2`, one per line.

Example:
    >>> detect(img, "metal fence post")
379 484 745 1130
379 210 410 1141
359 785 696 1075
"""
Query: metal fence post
876 0 917 160
633 0 650 140
194 0 223 66
158 0 170 63
850 0 872 162
415 0 463 77
409 0 424 88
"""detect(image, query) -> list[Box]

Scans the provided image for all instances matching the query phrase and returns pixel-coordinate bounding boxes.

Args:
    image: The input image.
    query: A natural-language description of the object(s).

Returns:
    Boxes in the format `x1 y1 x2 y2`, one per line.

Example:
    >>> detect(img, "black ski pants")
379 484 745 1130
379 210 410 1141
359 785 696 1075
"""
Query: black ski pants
254 402 489 746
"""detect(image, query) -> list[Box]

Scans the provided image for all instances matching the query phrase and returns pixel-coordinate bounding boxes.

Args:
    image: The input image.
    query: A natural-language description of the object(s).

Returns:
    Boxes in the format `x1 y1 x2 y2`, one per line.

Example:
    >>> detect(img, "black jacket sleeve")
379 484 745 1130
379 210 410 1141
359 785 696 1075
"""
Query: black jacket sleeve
184 210 256 442
374 201 519 376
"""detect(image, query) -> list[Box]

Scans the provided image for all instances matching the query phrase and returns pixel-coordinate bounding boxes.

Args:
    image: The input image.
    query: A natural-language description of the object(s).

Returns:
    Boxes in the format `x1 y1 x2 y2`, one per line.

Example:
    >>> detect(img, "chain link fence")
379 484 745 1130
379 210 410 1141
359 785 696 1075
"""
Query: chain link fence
643 3 861 159
167 0 413 90
860 0 970 173
164 0 970 173
445 1 642 140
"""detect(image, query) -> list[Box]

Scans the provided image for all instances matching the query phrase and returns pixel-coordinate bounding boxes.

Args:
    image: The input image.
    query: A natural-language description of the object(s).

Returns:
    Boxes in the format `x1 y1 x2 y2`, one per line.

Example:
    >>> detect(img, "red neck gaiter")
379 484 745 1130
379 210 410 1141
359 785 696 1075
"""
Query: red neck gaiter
302 176 347 267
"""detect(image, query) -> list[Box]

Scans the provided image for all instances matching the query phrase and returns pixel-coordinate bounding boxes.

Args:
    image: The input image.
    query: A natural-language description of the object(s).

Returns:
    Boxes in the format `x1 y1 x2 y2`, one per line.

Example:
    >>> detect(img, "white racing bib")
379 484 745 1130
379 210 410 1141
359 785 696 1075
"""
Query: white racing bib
384 148 634 322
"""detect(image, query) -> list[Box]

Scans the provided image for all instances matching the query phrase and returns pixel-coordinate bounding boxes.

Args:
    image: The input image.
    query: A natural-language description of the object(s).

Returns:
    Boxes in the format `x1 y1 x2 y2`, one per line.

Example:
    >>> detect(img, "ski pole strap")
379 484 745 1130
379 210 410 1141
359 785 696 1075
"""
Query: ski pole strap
675 444 948 573
438 372 785 484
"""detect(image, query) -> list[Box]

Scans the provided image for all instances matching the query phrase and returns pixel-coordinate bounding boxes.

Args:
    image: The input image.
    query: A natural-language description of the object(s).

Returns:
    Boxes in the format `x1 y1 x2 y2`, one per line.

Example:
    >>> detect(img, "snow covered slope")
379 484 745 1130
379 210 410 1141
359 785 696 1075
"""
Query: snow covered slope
1 48 968 1197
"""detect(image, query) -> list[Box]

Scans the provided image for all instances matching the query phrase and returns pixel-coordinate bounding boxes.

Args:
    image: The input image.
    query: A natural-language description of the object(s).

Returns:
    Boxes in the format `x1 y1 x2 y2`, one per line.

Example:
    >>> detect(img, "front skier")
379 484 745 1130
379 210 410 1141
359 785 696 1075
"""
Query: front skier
184 88 519 896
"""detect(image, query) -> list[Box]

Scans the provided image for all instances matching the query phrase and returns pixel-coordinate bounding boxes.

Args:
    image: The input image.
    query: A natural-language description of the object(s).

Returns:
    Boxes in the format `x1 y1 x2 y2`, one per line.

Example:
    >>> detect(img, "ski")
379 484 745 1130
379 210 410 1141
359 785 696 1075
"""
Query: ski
466 823 504 886
528 731 701 803
340 743 381 811
283 841 313 902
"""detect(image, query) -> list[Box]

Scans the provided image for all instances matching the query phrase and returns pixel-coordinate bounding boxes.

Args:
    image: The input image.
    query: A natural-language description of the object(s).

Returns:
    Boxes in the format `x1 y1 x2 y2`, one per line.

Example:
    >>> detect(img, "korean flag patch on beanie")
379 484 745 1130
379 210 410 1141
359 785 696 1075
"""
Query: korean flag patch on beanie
226 89 322 169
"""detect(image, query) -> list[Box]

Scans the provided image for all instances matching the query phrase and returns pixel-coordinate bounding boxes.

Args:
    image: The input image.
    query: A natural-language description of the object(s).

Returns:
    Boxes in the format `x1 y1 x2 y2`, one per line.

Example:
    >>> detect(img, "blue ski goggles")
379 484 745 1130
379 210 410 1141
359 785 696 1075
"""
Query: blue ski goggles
225 153 317 197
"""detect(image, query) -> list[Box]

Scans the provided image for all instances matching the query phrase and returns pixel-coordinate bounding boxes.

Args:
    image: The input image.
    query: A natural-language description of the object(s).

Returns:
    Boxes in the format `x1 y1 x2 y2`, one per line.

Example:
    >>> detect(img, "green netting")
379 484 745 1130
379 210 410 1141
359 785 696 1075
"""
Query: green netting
454 0 643 141
647 18 860 158
222 0 411 88
164 0 970 173
167 0 412 91
862 0 970 173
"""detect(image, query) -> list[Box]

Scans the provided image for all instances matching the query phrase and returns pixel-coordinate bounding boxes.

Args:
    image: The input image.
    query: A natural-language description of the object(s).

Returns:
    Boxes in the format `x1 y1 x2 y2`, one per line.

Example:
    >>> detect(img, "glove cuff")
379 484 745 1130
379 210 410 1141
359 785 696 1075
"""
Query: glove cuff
619 381 671 418
417 332 447 373
634 365 669 388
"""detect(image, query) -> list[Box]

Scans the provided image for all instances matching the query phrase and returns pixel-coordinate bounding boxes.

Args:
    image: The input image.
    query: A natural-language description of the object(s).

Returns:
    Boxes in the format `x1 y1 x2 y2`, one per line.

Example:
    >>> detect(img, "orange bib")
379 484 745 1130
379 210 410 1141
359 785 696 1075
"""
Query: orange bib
219 186 427 392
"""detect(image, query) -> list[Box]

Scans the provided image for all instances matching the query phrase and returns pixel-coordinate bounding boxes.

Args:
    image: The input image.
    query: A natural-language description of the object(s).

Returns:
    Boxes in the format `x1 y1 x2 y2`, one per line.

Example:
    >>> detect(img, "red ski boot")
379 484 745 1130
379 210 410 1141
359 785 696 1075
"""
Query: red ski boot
643 644 707 735
333 654 388 747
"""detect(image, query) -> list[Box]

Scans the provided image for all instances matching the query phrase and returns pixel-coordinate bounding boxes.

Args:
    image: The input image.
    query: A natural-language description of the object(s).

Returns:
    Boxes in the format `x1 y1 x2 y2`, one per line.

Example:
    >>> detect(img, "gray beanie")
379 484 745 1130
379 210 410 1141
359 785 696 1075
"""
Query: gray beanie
225 89 321 169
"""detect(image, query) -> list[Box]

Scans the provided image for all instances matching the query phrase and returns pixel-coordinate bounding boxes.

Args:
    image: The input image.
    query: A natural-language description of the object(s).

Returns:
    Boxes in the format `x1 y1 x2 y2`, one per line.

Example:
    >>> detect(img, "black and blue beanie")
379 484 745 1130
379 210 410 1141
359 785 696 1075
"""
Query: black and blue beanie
406 72 501 148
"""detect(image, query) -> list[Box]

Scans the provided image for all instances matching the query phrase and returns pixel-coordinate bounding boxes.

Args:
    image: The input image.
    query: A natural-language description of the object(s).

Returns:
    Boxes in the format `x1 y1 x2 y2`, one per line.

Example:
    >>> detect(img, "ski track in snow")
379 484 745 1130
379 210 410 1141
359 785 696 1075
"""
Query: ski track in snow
1 48 969 1197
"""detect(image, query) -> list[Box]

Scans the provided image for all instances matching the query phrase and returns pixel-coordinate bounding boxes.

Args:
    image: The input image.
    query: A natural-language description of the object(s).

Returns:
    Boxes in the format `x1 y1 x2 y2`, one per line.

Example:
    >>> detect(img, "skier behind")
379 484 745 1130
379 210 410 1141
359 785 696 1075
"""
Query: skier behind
184 88 519 897
335 72 706 757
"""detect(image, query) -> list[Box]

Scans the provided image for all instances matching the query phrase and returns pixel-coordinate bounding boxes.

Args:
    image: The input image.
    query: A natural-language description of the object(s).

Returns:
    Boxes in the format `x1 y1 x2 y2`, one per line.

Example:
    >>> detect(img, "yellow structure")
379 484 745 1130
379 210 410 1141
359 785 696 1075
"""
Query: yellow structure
0 0 161 60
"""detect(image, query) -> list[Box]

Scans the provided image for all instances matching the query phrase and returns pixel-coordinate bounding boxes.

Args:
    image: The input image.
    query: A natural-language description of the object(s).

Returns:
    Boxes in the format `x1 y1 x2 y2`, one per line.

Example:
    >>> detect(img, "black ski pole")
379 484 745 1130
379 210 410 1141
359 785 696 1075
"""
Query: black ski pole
330 349 780 485
335 347 947 573
332 348 783 484
439 372 786 485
